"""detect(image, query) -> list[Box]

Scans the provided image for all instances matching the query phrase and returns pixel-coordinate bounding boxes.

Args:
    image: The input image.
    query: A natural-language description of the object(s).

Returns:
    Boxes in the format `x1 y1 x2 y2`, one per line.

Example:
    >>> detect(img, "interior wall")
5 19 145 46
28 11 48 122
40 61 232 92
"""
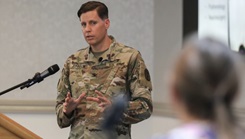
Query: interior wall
153 0 183 104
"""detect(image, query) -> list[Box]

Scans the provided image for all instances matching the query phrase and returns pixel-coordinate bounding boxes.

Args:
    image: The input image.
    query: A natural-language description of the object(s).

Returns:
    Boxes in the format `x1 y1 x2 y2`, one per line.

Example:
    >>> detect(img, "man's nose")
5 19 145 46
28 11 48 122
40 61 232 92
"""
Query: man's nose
84 25 91 32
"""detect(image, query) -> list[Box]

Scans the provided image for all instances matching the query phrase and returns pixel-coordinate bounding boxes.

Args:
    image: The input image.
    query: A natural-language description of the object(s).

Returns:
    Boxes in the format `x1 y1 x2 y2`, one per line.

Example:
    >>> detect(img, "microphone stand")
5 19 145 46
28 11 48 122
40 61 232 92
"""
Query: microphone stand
0 73 42 96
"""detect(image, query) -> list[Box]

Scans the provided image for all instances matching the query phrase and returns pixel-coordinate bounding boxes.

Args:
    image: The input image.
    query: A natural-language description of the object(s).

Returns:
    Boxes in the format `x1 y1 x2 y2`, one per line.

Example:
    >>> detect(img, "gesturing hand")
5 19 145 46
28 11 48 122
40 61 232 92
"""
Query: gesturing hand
63 92 86 116
86 90 112 111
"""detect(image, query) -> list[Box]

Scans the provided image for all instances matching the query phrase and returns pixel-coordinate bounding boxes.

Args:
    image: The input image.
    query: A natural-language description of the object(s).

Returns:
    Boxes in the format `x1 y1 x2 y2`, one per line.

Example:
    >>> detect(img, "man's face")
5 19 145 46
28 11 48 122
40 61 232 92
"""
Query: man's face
80 10 109 47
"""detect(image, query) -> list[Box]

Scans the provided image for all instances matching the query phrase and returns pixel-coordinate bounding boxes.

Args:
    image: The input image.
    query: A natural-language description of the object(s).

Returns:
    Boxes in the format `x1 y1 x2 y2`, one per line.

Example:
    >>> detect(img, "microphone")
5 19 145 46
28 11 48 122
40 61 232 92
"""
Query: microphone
20 64 60 89
101 94 129 139
101 94 128 131
40 64 60 79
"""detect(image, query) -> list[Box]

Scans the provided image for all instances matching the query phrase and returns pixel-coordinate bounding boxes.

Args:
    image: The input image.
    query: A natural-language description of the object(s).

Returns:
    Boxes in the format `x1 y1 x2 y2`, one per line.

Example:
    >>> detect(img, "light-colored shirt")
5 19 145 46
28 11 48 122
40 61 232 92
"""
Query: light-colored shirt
152 122 217 139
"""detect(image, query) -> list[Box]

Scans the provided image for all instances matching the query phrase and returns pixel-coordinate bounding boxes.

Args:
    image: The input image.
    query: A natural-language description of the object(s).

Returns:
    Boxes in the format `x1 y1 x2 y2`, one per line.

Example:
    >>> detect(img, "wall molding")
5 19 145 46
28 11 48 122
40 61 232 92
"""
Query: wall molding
1 100 245 123
0 100 55 114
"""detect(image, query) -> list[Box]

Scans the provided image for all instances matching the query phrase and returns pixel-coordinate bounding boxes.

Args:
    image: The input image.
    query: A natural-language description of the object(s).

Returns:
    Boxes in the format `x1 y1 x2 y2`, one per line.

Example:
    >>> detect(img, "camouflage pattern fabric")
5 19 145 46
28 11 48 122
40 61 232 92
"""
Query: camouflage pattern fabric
56 36 153 139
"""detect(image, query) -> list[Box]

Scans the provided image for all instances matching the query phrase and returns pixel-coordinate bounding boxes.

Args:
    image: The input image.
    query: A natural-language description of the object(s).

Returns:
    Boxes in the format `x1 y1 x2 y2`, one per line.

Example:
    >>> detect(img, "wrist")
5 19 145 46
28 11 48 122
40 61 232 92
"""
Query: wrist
63 110 74 118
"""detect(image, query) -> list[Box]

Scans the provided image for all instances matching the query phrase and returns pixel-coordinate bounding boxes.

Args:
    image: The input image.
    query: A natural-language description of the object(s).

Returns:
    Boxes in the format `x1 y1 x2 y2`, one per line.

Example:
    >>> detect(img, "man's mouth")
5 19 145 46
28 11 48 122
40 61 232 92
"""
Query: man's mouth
86 35 94 40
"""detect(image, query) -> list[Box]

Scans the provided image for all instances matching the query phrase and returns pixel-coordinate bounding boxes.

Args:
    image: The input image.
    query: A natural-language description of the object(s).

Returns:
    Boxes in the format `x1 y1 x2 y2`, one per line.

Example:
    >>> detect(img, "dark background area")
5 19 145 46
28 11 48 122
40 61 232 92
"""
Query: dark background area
183 0 198 38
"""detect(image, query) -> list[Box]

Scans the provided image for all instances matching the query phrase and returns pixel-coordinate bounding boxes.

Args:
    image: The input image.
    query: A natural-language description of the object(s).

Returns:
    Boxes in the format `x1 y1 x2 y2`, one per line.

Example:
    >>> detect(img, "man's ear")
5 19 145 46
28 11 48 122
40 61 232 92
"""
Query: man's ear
104 18 110 29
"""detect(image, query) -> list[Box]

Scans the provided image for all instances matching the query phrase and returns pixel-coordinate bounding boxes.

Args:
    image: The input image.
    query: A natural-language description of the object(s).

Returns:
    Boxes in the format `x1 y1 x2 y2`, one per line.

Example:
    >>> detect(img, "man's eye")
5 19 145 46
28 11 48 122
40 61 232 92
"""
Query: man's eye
81 23 86 27
91 21 97 25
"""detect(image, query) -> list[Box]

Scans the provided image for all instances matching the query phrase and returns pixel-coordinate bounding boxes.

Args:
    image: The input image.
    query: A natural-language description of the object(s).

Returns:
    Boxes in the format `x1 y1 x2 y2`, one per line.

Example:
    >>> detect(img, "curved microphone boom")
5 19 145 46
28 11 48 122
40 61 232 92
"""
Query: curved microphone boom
0 64 60 96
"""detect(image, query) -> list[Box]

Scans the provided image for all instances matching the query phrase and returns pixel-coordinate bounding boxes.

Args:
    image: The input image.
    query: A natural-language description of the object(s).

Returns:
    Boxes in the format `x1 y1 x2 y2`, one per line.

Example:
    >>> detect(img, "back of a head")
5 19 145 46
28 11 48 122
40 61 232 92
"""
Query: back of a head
171 36 243 139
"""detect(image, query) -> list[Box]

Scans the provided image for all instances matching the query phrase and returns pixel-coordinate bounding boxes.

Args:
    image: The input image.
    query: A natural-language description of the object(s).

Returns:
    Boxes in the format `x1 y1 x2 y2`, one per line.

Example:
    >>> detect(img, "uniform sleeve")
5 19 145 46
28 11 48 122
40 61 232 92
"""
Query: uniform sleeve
122 51 153 124
55 59 75 128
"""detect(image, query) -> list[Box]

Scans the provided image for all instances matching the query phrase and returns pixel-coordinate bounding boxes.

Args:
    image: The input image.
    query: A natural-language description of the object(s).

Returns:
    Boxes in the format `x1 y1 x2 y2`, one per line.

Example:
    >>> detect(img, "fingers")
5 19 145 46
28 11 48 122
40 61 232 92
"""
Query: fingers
63 99 69 113
63 92 86 115
63 107 68 113
86 97 101 103
95 90 103 97
76 92 86 102
87 90 111 105
95 90 110 103
86 96 107 103
63 92 71 110
98 96 109 103
65 92 71 103
65 92 86 103
86 90 104 103
99 102 107 107
66 92 71 98
67 90 111 108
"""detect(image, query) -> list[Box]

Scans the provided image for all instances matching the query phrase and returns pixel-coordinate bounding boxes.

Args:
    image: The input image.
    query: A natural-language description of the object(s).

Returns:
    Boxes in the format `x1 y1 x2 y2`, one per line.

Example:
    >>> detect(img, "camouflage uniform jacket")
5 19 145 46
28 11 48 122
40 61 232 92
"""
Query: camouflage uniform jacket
56 36 153 139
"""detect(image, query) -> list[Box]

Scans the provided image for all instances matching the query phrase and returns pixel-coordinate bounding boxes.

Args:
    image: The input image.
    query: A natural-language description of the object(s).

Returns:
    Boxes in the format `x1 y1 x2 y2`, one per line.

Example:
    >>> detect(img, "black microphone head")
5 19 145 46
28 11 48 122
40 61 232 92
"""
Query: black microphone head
48 64 60 74
101 94 128 131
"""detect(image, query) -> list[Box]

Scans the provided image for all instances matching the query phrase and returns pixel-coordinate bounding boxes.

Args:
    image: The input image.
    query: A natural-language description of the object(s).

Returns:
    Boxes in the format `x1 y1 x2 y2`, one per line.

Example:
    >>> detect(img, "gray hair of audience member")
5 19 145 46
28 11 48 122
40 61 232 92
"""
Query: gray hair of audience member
170 36 242 139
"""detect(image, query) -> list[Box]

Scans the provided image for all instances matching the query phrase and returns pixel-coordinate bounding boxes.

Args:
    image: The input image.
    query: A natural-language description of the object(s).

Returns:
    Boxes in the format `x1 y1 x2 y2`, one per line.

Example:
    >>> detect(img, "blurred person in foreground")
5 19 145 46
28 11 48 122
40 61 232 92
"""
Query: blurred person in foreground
55 1 152 139
153 36 245 139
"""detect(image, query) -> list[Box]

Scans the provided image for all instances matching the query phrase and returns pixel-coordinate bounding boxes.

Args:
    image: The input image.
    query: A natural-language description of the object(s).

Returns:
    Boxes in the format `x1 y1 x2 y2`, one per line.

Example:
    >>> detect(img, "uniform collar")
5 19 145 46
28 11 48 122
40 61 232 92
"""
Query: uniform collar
84 35 116 62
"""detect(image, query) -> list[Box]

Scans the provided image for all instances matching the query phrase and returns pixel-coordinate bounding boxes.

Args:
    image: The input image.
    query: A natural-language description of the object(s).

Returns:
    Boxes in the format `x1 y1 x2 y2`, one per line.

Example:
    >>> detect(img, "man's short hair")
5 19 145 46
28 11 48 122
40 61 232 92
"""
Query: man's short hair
77 1 108 20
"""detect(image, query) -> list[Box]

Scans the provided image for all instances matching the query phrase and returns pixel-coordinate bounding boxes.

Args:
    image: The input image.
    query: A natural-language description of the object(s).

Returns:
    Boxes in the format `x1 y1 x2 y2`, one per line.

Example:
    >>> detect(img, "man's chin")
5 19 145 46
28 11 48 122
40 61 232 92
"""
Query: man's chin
86 40 95 45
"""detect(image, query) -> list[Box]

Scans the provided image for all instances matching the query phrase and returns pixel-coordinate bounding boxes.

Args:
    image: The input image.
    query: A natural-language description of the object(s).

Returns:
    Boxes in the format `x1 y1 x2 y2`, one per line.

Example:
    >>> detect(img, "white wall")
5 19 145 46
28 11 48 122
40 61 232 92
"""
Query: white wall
153 0 182 104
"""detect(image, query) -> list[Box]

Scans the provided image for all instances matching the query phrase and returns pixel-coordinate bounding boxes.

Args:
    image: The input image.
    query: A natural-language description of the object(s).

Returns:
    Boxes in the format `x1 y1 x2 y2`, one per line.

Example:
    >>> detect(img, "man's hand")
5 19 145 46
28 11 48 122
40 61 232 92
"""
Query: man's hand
63 92 86 116
86 90 112 111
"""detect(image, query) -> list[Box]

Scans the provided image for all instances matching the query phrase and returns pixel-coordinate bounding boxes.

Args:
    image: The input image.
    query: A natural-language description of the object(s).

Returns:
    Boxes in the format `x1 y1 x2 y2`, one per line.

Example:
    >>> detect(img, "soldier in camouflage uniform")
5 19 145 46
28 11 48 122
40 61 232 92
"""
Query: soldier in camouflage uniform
56 1 153 139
